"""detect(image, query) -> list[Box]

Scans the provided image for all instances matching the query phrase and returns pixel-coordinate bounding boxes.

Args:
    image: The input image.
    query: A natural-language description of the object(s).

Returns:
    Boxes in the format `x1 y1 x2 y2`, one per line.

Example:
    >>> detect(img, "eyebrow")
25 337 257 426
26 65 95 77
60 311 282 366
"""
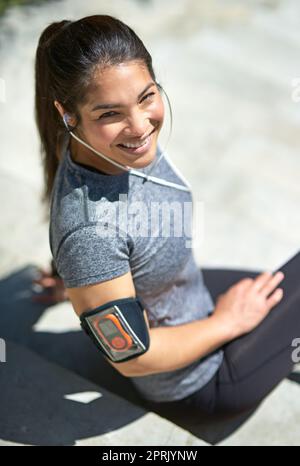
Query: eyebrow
90 82 156 112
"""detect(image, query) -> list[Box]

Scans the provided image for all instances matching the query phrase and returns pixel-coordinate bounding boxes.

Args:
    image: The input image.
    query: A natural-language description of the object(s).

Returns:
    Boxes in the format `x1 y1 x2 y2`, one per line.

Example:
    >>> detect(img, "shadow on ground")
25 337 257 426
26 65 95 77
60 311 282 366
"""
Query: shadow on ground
1 264 297 445
0 340 147 446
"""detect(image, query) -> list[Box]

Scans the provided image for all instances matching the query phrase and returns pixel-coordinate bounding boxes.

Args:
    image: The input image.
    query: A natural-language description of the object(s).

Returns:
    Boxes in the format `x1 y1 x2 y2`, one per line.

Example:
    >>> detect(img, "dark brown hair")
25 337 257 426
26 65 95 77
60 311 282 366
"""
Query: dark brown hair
35 14 161 210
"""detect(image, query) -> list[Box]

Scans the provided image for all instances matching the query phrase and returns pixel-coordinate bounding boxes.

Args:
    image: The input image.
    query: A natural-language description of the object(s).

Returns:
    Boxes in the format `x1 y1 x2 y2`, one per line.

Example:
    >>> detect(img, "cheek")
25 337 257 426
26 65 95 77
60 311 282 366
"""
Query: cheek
88 124 117 146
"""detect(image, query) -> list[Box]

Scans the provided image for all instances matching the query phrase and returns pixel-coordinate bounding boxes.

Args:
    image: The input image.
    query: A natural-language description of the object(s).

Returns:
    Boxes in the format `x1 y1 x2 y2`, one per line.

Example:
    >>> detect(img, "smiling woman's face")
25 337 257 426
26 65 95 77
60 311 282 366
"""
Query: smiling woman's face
68 61 165 174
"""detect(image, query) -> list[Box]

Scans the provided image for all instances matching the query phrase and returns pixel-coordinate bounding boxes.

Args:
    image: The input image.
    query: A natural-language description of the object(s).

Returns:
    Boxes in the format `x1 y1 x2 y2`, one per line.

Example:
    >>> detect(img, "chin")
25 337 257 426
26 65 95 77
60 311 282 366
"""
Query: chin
127 148 157 169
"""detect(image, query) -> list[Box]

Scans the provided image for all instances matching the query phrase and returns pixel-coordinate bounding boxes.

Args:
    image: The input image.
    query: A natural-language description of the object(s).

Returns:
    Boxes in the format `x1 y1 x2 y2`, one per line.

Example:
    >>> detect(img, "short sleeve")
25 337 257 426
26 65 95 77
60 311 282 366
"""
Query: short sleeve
54 224 131 288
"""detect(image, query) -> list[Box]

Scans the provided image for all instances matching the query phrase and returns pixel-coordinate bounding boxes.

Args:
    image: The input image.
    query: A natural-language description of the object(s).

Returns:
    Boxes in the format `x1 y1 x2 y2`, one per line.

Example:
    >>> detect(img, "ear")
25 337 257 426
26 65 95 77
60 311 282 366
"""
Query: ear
53 100 65 119
53 100 77 127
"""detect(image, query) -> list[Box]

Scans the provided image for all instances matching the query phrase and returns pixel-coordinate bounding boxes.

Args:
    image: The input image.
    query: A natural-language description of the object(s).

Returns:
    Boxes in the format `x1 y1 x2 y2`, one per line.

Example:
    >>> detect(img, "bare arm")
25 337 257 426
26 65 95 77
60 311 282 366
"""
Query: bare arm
66 270 230 377
108 272 285 377
67 269 284 379
115 314 231 377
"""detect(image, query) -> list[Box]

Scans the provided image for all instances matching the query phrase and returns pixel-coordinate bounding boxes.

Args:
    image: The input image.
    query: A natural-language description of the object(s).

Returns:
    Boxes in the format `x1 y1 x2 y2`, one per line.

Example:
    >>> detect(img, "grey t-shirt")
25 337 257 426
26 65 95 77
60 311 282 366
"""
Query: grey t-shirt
49 136 224 402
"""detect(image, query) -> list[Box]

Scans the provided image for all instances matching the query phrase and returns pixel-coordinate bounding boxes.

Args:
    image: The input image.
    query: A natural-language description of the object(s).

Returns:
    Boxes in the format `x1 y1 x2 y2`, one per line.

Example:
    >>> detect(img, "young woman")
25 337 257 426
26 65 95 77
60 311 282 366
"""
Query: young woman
33 14 299 424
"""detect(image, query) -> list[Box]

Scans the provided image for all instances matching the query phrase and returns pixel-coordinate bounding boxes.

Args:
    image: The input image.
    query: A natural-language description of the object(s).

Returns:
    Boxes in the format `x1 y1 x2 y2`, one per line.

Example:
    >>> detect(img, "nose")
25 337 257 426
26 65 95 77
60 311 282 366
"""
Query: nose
123 109 151 139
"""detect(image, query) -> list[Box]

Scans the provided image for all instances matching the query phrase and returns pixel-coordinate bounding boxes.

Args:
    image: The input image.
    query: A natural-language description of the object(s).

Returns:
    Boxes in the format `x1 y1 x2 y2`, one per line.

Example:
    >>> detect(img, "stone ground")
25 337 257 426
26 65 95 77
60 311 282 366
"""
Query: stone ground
0 0 299 446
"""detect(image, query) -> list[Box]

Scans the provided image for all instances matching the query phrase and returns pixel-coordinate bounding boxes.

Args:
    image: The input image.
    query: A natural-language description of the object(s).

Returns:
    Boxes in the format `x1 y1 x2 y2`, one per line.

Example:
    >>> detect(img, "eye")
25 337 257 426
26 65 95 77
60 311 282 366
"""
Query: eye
141 92 156 102
97 92 156 120
97 111 118 120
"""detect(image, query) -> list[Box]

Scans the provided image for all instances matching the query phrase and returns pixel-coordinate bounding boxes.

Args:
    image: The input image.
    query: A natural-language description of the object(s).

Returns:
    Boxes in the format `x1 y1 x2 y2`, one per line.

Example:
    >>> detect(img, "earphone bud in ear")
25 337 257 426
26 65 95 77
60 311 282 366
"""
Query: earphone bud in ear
63 113 71 132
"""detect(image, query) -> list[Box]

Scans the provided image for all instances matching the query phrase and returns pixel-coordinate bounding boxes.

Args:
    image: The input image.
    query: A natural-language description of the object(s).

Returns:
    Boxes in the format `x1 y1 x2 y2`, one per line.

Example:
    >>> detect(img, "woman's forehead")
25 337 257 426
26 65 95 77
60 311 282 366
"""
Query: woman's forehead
83 62 153 110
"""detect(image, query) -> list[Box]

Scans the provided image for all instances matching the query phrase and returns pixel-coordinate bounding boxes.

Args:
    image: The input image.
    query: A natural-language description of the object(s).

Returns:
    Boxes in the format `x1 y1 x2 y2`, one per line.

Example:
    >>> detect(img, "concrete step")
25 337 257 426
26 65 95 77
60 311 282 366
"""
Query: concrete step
218 377 300 446
1 266 299 446
0 340 209 446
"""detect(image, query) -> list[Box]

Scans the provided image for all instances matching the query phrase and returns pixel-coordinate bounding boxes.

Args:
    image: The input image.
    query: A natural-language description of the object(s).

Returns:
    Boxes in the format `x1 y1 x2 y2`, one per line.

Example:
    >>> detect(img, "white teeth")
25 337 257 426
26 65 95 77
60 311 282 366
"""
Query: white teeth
121 135 150 149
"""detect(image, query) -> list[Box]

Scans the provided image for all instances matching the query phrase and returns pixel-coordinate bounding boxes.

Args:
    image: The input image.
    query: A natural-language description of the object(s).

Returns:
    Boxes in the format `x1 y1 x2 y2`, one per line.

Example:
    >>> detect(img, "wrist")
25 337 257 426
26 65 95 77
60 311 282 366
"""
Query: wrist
209 312 237 343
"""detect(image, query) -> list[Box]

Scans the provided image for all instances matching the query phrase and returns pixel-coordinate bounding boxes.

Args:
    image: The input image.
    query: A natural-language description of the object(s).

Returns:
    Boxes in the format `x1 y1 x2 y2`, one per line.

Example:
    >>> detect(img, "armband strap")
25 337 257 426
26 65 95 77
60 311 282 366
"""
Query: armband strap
80 297 150 363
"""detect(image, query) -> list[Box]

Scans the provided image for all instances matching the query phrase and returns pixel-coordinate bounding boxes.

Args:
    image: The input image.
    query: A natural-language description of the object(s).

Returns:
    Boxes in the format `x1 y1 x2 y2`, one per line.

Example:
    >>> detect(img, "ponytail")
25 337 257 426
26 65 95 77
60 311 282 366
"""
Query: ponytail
35 20 72 211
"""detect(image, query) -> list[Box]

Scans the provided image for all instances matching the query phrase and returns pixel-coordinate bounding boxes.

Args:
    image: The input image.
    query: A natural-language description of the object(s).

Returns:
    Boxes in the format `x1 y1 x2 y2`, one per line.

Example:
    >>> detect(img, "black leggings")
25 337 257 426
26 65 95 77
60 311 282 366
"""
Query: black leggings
142 251 300 422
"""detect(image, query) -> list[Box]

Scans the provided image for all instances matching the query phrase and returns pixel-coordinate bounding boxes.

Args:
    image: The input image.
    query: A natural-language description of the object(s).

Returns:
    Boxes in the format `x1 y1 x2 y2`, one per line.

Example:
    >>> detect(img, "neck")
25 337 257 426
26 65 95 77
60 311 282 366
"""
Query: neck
69 133 125 176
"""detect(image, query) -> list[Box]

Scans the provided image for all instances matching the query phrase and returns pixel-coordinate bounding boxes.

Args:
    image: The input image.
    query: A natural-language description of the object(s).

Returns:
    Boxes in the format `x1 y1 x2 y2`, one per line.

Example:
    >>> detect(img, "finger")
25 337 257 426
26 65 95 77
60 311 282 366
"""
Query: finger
32 270 53 284
32 277 57 288
238 277 254 286
33 267 52 278
251 271 274 292
260 271 285 298
266 287 283 308
235 277 254 291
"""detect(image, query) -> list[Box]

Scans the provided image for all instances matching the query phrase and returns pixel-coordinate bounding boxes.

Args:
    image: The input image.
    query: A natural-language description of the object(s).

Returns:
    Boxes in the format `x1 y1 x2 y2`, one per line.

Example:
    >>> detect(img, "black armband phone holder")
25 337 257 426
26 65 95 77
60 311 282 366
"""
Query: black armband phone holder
80 297 150 363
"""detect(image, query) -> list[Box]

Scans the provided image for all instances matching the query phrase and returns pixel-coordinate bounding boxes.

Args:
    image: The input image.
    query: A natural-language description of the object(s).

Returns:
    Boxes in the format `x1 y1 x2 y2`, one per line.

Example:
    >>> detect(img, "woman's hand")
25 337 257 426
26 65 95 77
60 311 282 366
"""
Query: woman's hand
31 266 68 304
212 271 285 339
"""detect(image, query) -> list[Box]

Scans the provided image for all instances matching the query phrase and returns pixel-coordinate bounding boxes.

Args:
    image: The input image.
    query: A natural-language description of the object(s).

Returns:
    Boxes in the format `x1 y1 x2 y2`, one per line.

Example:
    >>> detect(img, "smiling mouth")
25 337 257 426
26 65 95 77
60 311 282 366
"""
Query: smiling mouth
117 128 156 149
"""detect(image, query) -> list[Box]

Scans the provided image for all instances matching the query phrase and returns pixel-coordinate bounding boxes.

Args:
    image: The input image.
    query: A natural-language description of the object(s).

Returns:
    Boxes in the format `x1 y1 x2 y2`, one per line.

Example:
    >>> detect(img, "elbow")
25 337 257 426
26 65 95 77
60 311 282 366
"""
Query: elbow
107 330 155 377
121 366 144 378
107 351 152 378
